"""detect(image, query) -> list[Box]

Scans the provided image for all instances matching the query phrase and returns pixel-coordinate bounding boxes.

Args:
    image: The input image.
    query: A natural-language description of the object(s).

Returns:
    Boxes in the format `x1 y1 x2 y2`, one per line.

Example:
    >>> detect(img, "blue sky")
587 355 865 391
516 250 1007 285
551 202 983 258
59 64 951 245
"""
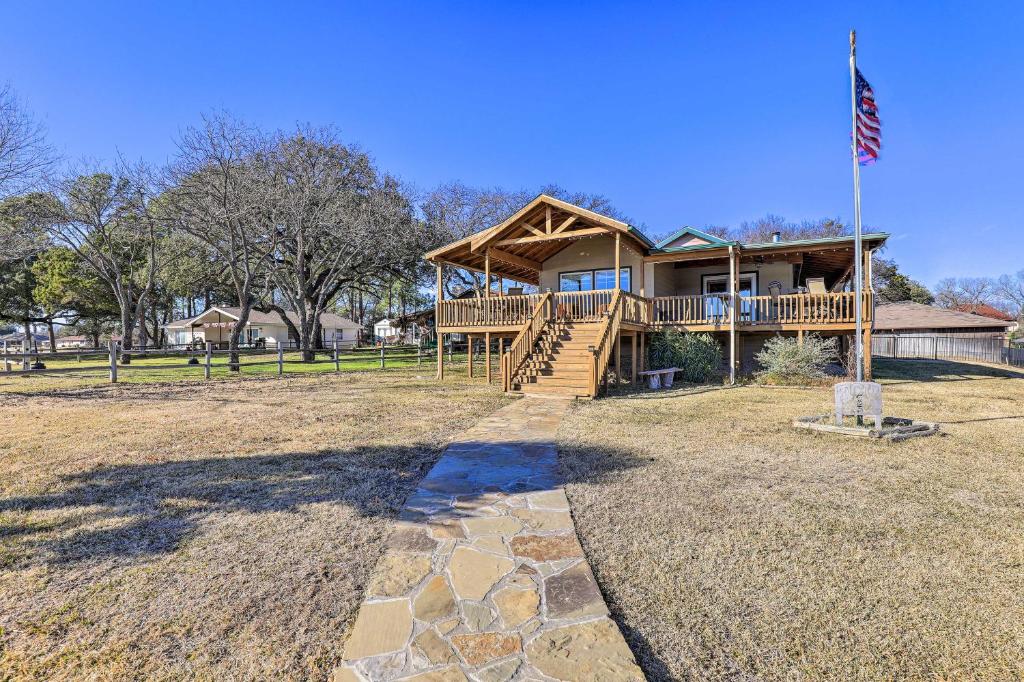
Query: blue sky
4 1 1022 286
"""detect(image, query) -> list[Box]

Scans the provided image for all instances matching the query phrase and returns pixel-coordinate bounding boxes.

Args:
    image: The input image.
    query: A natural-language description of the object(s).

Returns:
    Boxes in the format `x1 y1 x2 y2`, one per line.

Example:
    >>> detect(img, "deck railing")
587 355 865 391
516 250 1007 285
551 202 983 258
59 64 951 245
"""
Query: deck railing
443 290 871 329
553 290 614 322
501 292 553 392
652 294 731 326
438 294 545 328
620 291 653 326
739 292 869 326
589 290 624 396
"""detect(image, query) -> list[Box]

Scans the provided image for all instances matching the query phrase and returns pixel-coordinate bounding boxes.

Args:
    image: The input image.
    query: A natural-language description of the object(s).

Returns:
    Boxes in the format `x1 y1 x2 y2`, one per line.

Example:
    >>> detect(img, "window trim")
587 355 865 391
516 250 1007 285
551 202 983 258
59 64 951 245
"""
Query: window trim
557 266 632 293
700 271 759 297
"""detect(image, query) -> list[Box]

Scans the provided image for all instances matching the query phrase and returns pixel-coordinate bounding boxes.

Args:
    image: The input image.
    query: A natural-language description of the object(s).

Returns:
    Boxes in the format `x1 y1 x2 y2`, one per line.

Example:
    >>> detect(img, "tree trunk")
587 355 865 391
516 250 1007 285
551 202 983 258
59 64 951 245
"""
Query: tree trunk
46 319 57 353
137 305 149 351
91 331 100 349
228 303 252 372
120 308 135 364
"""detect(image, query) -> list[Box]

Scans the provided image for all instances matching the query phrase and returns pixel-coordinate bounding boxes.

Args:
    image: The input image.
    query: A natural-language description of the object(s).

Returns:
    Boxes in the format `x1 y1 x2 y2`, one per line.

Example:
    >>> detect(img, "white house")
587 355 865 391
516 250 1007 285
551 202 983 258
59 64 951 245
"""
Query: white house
373 318 401 342
373 318 421 344
164 307 362 349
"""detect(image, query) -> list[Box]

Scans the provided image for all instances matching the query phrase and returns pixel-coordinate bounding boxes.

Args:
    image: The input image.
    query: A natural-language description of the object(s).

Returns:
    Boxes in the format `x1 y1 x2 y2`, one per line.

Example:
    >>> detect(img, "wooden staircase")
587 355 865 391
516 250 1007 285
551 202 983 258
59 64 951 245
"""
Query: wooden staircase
507 321 602 398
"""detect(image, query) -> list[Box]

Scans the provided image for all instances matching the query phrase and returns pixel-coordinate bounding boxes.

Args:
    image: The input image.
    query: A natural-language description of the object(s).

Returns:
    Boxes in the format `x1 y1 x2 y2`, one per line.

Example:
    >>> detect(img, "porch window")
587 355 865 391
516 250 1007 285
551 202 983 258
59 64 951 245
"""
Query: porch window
702 273 758 319
559 267 631 292
246 327 264 344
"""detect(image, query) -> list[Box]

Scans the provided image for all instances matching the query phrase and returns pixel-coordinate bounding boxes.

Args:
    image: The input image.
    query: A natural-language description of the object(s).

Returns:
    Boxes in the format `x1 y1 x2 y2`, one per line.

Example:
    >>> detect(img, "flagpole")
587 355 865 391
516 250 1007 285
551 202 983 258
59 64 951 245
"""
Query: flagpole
850 29 864 382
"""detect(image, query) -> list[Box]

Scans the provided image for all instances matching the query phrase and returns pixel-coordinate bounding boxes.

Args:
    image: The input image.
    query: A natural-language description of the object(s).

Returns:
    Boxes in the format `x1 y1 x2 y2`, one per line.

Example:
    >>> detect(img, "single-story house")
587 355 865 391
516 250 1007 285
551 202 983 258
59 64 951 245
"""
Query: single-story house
874 302 1015 337
426 193 889 397
373 318 401 342
163 307 362 349
51 335 97 349
0 332 49 350
952 303 1019 332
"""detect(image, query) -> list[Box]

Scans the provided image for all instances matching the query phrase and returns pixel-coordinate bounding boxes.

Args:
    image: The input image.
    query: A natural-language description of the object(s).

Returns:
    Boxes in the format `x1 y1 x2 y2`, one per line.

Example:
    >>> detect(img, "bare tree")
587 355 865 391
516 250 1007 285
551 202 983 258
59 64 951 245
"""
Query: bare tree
995 270 1024 318
163 114 279 368
700 214 850 243
0 84 55 199
934 276 997 309
44 163 161 361
0 86 56 263
266 128 429 359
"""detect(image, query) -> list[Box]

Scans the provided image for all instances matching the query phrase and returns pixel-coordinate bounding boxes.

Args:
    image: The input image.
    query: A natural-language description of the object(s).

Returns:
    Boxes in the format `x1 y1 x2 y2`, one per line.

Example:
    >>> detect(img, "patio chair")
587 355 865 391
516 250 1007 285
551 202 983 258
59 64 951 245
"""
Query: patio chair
805 277 831 321
806 277 827 295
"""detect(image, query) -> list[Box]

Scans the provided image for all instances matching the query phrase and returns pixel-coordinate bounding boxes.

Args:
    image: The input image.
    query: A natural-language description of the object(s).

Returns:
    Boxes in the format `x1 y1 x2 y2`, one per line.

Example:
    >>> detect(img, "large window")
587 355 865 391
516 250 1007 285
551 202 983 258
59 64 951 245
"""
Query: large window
559 267 630 292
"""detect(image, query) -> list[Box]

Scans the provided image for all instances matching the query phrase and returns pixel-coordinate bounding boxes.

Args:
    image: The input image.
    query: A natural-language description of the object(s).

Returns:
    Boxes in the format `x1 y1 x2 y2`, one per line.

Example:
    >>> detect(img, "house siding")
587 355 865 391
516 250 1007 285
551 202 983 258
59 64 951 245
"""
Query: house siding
538 236 644 293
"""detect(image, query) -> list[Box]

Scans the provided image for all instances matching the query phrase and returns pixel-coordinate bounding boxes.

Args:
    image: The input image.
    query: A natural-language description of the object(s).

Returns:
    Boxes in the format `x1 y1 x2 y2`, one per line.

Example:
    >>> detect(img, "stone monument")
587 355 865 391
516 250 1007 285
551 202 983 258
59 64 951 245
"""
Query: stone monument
834 381 882 428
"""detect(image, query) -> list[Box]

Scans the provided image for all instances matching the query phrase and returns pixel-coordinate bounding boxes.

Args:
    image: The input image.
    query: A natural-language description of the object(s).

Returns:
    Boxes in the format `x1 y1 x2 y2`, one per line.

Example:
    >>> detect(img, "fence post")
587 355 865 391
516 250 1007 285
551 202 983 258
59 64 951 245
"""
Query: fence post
109 340 118 383
380 340 386 370
417 340 422 366
334 337 340 372
205 342 212 380
278 341 284 376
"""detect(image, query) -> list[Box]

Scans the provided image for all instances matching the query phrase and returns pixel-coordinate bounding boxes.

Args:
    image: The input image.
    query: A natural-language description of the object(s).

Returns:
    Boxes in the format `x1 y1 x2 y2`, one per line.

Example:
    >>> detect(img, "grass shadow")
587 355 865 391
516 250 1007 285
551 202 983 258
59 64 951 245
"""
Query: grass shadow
873 358 1024 384
1 439 650 568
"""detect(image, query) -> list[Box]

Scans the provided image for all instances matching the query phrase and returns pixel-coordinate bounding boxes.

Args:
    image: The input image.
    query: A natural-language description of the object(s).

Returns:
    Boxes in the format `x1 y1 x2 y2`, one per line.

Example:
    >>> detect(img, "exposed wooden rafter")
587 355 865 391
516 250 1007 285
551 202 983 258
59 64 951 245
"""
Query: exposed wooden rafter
489 248 541 272
495 226 608 247
551 215 577 235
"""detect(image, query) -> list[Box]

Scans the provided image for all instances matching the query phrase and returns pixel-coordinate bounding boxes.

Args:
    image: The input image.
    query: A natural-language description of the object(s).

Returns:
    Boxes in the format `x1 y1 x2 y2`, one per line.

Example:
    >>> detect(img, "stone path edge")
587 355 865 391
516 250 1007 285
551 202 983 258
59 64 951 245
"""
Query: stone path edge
334 397 645 682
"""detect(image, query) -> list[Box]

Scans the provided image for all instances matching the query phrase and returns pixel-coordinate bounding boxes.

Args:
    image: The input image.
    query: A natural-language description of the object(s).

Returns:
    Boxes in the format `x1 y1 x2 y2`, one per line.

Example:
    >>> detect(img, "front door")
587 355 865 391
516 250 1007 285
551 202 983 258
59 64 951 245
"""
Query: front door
703 273 757 320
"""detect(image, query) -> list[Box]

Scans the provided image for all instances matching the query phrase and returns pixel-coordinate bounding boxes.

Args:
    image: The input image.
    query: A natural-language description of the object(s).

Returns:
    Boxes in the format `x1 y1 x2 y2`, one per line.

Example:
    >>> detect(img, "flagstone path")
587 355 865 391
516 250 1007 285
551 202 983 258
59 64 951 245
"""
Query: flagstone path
334 398 644 682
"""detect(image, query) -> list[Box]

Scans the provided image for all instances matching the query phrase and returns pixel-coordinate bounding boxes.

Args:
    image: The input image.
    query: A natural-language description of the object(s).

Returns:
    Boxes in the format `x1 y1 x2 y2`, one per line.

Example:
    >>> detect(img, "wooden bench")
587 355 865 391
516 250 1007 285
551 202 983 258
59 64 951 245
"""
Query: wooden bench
638 367 678 389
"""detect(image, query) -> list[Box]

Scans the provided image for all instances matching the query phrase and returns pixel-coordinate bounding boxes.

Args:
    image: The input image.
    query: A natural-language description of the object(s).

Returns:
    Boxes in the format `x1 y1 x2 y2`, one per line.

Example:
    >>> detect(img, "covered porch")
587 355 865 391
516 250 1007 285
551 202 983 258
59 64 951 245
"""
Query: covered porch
425 195 886 390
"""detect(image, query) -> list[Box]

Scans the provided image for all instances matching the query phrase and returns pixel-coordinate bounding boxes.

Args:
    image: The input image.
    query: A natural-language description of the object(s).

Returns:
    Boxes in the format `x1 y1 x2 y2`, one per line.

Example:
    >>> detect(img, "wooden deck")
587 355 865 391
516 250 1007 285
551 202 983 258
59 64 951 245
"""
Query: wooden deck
438 290 872 334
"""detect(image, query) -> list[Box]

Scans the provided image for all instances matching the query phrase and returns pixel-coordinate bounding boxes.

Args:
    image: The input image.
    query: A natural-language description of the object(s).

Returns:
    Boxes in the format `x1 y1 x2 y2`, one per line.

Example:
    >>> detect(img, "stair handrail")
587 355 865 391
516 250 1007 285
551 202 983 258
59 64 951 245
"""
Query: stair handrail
588 289 624 397
502 291 553 392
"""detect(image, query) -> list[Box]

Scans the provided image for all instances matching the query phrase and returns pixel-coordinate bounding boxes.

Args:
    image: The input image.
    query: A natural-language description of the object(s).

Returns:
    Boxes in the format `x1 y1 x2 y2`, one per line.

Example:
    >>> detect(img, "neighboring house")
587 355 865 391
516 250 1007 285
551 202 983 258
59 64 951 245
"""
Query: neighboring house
52 335 97 349
425 194 889 397
373 318 401 342
163 307 362 349
875 302 1015 337
952 303 1019 332
373 318 423 345
0 332 49 350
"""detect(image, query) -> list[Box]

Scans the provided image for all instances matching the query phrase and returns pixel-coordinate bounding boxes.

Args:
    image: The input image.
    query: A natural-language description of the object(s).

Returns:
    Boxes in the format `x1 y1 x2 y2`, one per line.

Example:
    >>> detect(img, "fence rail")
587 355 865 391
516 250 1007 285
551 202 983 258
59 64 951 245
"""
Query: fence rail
873 334 1024 368
1 340 445 382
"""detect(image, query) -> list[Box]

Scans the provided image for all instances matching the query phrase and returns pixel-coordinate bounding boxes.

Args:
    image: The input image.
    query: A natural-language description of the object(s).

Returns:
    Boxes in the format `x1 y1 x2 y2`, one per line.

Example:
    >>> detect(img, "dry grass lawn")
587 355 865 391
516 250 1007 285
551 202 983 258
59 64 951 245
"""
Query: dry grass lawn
0 369 509 681
558 359 1024 681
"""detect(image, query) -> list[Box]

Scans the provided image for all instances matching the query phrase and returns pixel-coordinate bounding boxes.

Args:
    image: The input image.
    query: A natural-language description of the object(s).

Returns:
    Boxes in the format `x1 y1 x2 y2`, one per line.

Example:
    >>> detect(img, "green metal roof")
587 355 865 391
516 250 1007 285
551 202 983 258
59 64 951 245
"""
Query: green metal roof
654 225 733 248
650 231 890 254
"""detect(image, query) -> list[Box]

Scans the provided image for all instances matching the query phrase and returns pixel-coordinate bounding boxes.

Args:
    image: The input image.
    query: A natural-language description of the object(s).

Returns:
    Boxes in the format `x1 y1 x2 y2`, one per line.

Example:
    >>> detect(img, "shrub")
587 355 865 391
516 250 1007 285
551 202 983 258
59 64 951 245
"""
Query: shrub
755 334 838 384
646 329 723 383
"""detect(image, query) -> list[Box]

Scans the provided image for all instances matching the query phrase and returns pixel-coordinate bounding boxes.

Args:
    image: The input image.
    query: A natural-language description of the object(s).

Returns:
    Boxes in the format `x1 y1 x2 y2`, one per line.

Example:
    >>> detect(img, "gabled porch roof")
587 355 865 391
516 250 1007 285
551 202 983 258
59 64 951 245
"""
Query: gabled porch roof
424 194 653 285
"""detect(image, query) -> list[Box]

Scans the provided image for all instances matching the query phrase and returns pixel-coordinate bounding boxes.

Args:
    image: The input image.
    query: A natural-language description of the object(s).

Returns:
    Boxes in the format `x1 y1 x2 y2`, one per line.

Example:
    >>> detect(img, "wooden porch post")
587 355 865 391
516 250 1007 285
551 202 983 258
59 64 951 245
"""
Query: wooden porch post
631 332 637 384
485 331 491 384
615 334 622 387
468 333 474 378
614 232 622 290
638 332 645 373
485 249 491 298
728 246 737 384
436 263 444 380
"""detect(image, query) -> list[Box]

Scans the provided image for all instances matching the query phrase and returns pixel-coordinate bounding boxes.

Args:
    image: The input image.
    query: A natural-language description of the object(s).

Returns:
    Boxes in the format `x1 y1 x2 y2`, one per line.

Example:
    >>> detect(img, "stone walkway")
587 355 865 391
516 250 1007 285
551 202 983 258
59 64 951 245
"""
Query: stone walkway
335 398 644 682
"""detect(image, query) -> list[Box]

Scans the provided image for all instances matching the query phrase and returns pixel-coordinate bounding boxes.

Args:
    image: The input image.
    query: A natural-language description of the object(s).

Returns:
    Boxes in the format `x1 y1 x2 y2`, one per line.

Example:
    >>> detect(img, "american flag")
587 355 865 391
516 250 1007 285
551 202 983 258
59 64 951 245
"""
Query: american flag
855 68 880 165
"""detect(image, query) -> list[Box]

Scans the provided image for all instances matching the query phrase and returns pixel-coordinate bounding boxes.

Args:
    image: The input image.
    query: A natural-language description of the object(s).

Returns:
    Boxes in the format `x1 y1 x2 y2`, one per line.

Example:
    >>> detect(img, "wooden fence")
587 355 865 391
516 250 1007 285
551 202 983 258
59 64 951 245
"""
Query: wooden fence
0 340 447 383
873 334 1024 368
